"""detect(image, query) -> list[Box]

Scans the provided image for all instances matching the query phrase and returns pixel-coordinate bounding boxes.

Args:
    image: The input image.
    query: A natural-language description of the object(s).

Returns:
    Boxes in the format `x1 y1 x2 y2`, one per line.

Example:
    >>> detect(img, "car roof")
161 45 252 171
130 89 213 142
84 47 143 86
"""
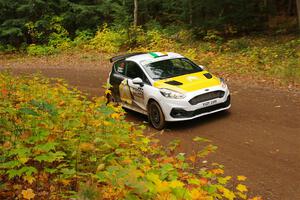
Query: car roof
126 52 184 65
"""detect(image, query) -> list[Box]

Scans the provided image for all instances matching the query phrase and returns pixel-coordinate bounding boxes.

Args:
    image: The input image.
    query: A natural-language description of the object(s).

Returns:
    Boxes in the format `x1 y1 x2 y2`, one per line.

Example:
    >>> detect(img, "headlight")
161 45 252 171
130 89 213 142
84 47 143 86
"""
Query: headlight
220 78 227 89
160 88 186 99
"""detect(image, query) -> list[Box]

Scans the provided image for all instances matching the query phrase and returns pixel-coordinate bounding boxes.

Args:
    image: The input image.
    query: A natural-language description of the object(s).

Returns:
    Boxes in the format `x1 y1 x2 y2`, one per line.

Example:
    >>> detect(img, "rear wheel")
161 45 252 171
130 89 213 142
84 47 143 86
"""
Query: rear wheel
148 101 165 130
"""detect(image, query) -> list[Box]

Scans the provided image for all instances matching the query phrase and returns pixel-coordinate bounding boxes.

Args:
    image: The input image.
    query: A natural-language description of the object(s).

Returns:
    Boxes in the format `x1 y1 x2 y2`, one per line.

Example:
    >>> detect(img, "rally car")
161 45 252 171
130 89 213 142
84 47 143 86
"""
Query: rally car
107 52 231 129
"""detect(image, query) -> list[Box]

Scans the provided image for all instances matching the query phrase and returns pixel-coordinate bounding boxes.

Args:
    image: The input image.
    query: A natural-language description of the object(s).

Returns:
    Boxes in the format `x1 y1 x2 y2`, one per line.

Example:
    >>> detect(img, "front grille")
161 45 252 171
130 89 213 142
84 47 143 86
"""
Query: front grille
189 90 225 105
170 95 230 118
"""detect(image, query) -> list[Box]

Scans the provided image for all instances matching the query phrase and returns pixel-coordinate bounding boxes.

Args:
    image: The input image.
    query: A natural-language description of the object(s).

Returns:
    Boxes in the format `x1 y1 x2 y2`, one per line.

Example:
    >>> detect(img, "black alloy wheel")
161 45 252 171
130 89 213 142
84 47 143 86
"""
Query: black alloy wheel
148 101 165 130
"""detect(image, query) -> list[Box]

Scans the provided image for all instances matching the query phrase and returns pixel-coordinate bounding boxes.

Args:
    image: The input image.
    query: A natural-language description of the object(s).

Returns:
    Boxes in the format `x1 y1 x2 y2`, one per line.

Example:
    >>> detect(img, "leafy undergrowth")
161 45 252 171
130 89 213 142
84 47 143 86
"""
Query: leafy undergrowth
0 72 260 199
7 23 298 86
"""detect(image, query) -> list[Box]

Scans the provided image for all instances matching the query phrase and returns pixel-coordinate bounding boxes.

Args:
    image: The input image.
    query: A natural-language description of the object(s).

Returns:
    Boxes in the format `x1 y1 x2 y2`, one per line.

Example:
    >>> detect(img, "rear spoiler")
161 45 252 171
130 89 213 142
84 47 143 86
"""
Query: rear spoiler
109 52 146 63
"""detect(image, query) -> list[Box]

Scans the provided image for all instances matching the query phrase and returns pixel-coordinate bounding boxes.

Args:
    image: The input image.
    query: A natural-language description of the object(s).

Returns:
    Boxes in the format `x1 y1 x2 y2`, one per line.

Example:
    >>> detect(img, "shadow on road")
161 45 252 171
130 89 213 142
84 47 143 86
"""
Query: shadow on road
125 108 231 131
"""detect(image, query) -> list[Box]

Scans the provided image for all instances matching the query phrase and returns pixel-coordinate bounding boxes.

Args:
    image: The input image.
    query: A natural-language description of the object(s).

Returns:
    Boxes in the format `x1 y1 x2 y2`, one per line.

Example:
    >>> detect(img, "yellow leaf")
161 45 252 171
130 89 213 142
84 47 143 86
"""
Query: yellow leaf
111 113 121 119
237 191 247 199
222 188 236 200
169 180 184 188
19 157 29 164
105 89 112 95
23 175 35 184
103 121 111 126
237 175 247 181
97 163 105 171
22 188 35 200
157 181 170 193
190 189 208 200
236 184 248 193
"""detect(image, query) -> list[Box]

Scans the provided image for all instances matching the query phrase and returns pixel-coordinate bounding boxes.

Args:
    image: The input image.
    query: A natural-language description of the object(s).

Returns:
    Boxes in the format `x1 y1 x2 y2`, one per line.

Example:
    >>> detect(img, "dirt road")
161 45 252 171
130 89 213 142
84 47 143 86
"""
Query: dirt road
1 53 299 199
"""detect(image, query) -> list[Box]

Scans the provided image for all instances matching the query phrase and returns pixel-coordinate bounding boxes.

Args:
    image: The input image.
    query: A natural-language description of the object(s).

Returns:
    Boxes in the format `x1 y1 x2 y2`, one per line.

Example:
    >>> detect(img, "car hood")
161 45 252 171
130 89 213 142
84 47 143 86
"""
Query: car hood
153 71 221 93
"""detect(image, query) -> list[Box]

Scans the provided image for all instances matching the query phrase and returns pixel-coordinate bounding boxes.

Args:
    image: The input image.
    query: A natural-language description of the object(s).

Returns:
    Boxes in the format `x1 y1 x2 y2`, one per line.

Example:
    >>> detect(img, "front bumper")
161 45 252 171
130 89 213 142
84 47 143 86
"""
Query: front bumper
170 95 230 119
158 85 231 121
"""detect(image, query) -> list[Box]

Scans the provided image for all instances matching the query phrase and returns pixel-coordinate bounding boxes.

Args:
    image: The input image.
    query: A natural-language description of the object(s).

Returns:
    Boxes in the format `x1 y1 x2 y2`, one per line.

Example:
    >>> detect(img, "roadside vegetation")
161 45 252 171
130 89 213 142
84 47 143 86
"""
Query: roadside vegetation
1 0 299 85
1 24 299 85
0 73 259 199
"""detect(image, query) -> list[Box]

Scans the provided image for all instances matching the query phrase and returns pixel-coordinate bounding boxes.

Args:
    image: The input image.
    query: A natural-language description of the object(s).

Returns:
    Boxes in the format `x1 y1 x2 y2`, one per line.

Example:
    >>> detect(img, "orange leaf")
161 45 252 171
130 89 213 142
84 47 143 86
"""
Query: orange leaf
22 188 35 200
249 197 263 200
1 89 8 96
188 155 196 163
79 142 95 151
237 175 247 181
199 178 208 185
211 168 224 175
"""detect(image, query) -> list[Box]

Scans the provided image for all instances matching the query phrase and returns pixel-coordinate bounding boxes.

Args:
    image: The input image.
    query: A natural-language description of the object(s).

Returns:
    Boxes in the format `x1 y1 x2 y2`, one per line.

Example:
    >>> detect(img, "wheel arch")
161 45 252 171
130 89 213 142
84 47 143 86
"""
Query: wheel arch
147 98 159 110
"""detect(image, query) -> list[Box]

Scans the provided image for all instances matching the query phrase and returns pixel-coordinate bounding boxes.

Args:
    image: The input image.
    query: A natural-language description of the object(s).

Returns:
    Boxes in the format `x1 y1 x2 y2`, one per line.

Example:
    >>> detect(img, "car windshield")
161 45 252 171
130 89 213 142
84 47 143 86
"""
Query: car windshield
143 58 202 80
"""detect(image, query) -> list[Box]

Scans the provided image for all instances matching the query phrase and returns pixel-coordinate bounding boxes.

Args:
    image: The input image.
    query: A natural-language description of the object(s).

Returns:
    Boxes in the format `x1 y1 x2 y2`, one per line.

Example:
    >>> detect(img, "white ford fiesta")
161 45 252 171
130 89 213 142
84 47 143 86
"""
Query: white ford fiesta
107 52 231 129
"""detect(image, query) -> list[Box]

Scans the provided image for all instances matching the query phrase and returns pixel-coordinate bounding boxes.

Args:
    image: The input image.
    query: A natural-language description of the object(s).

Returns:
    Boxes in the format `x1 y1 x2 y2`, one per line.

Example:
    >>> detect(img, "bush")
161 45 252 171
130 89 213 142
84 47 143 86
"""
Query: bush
73 30 93 47
26 44 57 56
88 24 127 53
0 73 254 199
224 38 250 52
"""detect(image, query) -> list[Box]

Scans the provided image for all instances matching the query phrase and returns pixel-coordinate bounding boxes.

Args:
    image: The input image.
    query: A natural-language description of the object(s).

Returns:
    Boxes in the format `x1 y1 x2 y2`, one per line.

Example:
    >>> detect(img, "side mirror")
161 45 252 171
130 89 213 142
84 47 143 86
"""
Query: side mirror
199 65 206 70
132 77 144 86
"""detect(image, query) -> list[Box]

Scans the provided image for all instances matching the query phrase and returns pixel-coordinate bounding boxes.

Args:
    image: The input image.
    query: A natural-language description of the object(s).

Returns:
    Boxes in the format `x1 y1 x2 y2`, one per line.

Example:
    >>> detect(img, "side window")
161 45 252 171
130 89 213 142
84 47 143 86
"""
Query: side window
114 60 126 75
126 61 150 84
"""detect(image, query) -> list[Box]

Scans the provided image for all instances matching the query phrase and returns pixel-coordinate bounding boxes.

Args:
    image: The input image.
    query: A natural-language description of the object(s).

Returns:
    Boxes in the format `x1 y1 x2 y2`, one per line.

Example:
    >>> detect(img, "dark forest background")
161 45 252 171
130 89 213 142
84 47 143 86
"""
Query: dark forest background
1 0 299 47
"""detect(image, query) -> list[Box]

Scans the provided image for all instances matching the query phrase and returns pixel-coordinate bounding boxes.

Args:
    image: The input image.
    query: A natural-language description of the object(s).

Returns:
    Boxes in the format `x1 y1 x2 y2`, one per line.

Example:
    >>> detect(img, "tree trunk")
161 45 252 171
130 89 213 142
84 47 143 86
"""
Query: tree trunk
287 0 292 15
134 0 138 27
189 0 193 25
297 0 300 31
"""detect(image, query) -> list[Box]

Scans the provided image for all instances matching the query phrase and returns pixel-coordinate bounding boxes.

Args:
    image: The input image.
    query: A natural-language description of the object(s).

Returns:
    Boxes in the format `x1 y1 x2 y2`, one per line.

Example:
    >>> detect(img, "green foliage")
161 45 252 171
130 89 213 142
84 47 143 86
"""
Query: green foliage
73 30 93 47
26 44 57 56
0 73 252 199
1 0 298 48
88 24 127 53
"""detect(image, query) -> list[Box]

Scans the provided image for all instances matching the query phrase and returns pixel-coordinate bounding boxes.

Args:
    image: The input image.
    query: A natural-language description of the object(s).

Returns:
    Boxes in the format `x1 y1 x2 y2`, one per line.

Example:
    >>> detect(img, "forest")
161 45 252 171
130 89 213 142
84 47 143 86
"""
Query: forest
1 0 300 47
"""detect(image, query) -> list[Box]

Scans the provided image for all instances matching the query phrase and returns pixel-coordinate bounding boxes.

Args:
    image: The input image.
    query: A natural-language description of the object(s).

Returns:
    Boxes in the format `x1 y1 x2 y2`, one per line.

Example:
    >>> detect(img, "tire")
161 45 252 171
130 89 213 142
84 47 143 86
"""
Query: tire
148 101 165 130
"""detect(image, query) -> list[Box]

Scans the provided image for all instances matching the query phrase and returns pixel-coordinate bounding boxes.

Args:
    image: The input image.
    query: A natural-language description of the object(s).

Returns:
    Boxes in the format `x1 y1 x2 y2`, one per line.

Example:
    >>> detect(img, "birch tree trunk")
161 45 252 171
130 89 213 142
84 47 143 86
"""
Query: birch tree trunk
134 0 138 27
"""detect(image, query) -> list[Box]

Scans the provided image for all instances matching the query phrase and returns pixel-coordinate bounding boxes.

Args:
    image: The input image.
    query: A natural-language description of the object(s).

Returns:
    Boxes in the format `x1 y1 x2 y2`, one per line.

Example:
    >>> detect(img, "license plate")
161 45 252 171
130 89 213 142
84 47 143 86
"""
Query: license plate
202 99 218 107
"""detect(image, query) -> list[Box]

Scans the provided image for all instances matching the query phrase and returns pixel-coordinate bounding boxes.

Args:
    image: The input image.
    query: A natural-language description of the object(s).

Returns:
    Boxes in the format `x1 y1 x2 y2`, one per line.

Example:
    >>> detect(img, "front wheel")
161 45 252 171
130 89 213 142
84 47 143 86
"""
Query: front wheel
148 101 165 130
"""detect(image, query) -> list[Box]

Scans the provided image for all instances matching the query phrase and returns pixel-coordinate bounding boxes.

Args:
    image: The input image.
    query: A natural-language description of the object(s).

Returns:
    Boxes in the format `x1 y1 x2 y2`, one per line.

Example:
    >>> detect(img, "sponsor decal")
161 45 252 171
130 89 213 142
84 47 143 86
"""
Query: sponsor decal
131 87 144 98
187 76 199 82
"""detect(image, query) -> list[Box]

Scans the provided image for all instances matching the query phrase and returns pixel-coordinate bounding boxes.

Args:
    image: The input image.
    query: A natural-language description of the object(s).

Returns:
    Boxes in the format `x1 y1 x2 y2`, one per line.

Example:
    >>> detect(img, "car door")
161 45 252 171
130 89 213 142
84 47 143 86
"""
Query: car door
125 61 151 111
109 60 129 102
